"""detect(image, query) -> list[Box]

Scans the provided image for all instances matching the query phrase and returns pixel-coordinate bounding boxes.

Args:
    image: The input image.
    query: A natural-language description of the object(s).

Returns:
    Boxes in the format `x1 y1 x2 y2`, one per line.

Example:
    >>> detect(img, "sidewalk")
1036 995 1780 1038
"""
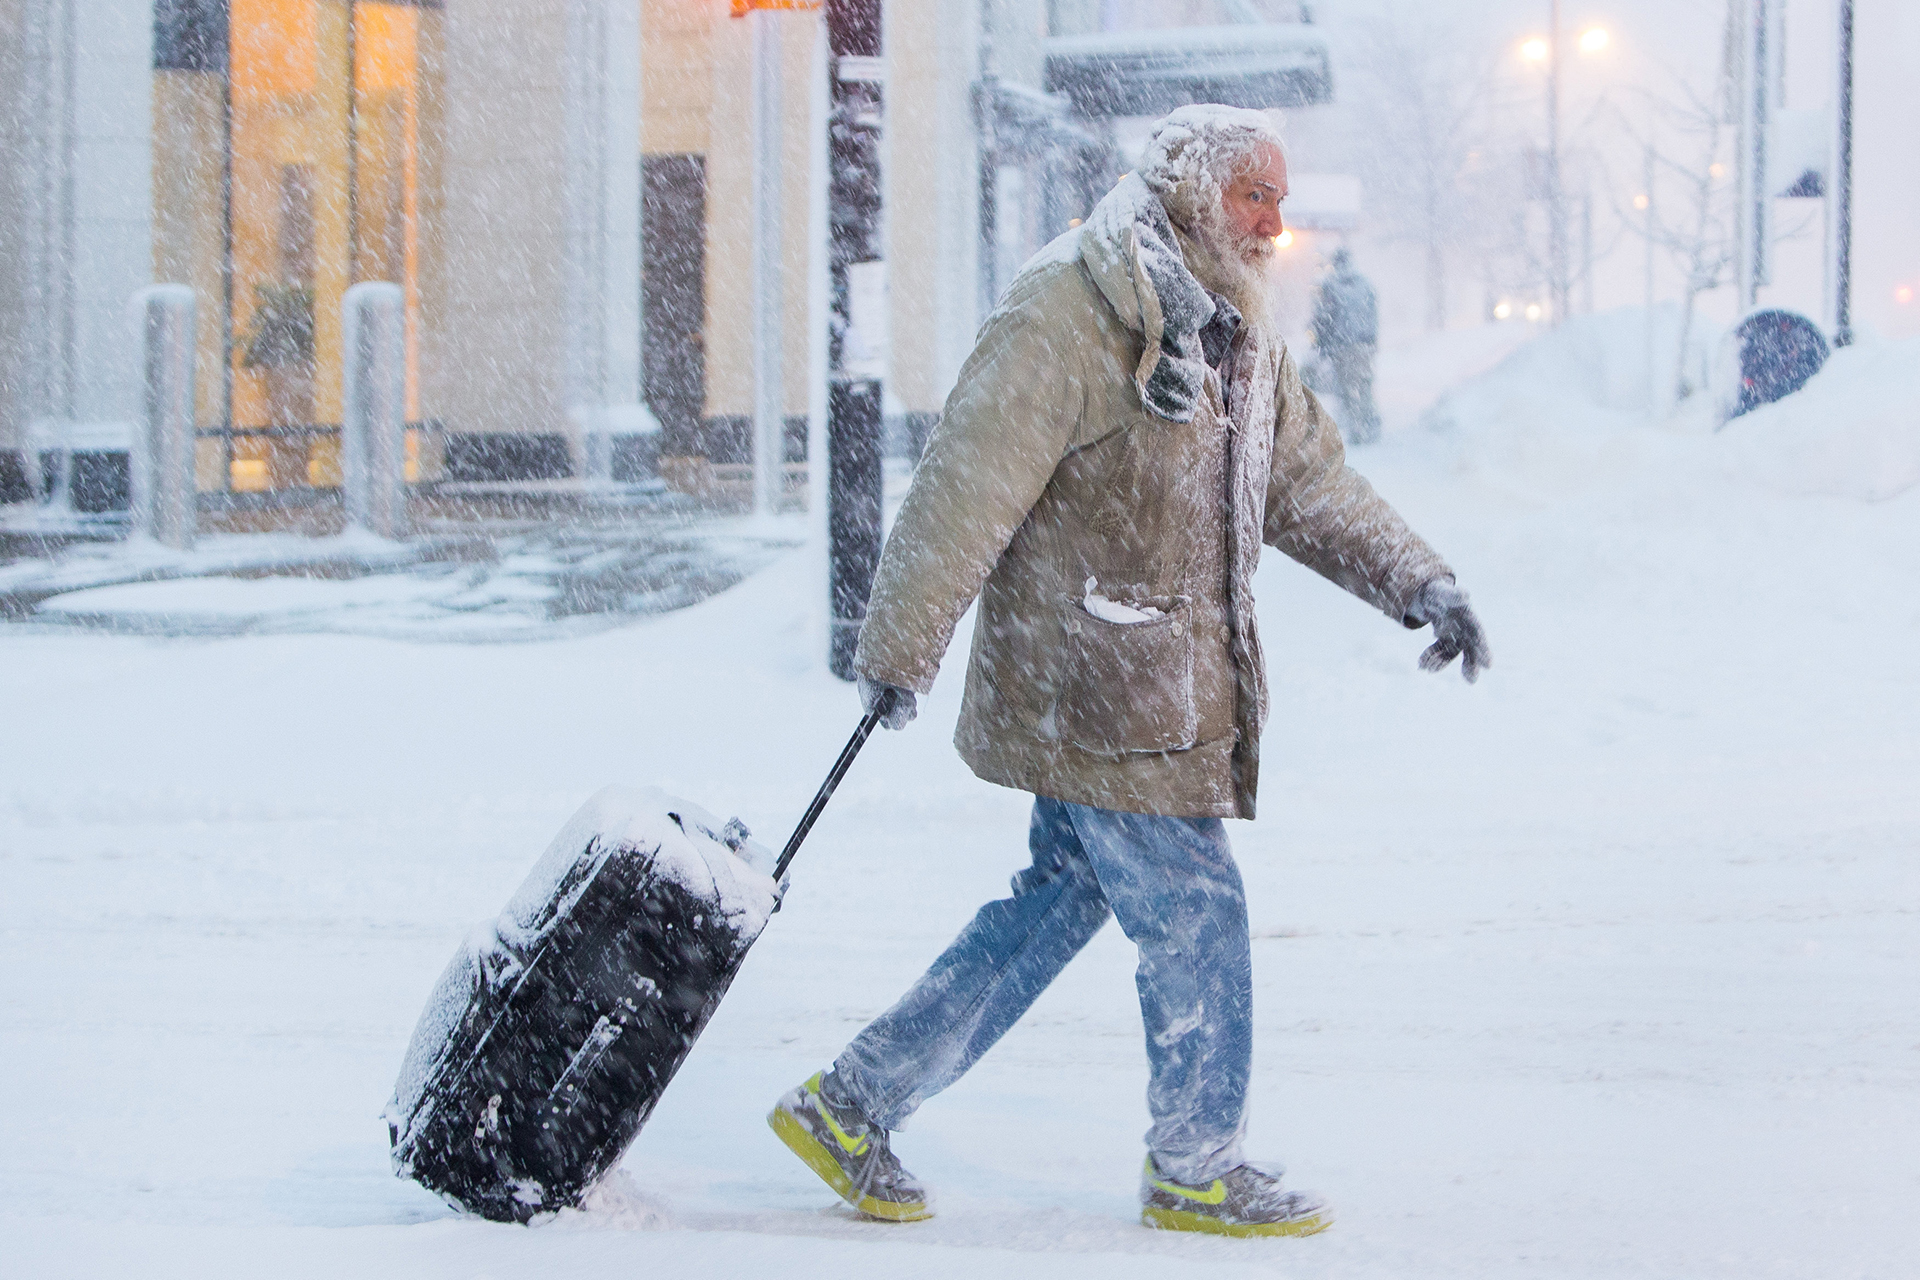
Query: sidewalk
0 490 804 642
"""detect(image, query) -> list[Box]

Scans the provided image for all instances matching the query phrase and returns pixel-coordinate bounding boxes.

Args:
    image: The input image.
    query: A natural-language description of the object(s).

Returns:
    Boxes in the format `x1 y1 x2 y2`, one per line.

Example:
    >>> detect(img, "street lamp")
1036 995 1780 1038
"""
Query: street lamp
1521 10 1610 325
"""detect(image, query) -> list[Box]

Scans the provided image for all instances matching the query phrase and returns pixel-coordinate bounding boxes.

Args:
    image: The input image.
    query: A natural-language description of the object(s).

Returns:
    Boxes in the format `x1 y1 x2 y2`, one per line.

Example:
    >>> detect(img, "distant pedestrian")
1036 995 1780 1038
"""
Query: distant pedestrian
1311 248 1381 444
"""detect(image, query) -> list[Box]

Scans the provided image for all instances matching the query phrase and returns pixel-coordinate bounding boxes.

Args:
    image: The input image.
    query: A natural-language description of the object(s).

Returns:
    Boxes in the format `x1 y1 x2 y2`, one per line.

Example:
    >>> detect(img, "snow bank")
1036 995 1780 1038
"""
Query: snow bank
1421 306 1718 435
1717 336 1920 501
1416 307 1920 504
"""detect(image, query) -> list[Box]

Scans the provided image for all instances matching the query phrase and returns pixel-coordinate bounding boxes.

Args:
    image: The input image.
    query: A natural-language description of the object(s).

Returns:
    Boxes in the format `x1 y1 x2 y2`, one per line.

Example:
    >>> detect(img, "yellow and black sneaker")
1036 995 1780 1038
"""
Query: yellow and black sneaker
768 1072 933 1222
1140 1155 1332 1238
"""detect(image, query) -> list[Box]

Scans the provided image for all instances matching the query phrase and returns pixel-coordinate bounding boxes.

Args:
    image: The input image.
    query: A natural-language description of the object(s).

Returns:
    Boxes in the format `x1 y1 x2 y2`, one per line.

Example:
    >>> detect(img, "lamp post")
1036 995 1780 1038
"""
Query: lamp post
750 6 786 517
1545 0 1568 324
1638 147 1656 412
1732 0 1775 311
1522 17 1608 325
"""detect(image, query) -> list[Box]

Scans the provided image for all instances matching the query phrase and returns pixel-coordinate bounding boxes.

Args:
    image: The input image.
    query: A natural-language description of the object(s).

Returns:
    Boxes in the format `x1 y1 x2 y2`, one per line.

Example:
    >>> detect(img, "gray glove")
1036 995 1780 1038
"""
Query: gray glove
857 674 918 729
1406 578 1491 683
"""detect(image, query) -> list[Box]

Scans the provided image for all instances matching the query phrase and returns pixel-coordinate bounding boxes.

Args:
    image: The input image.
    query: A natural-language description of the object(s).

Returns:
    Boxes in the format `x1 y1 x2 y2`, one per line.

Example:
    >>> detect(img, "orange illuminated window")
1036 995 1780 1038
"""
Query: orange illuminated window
206 0 432 491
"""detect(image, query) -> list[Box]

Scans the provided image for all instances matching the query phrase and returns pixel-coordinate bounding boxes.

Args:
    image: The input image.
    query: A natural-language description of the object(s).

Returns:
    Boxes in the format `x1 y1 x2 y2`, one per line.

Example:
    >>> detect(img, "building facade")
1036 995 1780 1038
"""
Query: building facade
1 0 1356 515
1 0 641 509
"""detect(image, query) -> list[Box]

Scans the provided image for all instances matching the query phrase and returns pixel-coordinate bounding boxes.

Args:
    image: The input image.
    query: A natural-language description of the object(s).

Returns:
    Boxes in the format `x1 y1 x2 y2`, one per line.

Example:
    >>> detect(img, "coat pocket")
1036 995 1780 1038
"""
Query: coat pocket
1058 594 1198 754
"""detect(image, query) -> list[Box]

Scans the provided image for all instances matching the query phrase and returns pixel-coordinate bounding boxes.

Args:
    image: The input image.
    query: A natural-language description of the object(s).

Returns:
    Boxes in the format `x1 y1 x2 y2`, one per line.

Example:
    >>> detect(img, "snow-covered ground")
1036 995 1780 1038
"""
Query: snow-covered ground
5 314 1918 1277
1 513 800 640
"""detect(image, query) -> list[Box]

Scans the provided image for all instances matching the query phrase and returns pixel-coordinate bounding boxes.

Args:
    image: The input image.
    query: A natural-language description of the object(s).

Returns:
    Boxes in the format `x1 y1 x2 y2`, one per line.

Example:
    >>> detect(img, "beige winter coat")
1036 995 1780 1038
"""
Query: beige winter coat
853 176 1451 819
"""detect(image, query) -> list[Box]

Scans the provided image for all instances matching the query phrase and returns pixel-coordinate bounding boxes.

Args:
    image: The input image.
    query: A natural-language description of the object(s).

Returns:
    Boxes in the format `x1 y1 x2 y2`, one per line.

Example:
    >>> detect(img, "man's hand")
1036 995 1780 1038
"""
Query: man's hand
858 674 918 729
1407 578 1491 683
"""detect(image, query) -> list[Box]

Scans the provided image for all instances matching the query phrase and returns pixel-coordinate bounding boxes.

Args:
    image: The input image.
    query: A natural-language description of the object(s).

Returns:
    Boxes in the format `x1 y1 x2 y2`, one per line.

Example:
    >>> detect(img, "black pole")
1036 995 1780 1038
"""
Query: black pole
1752 0 1771 300
1834 0 1854 347
974 2 998 321
825 0 885 681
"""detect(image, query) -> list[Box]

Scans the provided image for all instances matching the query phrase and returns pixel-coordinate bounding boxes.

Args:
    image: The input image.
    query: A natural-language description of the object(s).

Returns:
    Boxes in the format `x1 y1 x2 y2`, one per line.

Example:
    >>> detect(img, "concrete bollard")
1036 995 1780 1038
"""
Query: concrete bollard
341 281 409 539
131 285 199 549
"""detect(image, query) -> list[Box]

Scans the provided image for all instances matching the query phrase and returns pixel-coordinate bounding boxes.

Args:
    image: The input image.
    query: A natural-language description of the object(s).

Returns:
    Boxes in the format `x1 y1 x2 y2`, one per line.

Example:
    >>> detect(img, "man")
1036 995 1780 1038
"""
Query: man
768 105 1490 1237
1311 247 1383 445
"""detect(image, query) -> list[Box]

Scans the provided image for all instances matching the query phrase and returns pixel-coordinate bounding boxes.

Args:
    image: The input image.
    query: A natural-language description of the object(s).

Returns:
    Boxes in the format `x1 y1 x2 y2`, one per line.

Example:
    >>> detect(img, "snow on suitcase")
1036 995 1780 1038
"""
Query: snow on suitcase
384 785 781 1221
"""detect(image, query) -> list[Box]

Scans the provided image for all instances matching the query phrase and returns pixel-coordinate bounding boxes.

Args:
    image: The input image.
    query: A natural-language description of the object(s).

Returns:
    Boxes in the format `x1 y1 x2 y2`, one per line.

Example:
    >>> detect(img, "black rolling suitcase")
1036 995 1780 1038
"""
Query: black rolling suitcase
384 703 888 1221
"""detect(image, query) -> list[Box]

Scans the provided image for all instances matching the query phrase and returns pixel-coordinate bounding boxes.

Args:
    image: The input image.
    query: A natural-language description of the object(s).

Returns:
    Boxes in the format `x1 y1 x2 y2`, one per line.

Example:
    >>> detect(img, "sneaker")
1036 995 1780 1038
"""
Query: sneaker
768 1072 933 1222
1139 1156 1332 1238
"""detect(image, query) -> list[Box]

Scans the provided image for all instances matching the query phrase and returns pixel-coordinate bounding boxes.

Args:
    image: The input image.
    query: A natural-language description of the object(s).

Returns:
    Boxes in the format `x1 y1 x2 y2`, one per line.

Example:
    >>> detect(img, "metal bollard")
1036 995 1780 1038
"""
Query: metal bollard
341 281 409 539
131 285 199 549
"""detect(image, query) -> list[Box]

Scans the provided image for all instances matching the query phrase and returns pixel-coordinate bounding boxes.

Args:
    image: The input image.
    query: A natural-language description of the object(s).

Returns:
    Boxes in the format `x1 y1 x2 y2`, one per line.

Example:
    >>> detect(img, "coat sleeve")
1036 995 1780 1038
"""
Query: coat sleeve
852 289 1087 694
1263 345 1450 623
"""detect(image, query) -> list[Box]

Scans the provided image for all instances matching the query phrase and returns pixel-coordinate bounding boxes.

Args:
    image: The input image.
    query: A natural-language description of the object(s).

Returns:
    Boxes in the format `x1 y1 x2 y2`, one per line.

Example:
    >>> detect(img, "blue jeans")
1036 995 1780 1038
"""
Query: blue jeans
831 796 1253 1184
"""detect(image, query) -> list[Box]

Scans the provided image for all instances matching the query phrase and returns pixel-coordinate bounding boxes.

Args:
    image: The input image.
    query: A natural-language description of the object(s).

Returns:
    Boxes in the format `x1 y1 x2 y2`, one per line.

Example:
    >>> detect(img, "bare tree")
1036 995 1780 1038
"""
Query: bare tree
1608 74 1736 403
1341 4 1501 330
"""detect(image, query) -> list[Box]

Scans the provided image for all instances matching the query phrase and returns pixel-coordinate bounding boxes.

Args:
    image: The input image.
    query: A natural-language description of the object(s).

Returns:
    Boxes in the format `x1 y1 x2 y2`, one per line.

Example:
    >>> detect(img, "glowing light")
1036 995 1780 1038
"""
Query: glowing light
1520 37 1550 61
229 459 271 492
1633 193 1650 210
1494 301 1513 320
1578 27 1609 53
1525 303 1543 321
1709 163 1727 179
1898 286 1915 304
730 0 823 15
1273 229 1294 248
1068 218 1083 228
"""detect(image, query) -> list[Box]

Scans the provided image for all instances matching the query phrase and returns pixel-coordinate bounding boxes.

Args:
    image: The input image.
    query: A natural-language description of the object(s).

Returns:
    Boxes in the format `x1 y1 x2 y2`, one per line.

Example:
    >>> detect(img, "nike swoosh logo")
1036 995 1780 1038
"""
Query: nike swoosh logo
1150 1171 1227 1204
818 1102 870 1156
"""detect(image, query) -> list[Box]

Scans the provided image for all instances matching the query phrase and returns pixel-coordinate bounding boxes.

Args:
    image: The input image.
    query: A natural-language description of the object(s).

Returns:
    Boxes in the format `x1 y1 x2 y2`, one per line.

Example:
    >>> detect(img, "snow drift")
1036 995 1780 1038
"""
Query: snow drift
1717 336 1920 501
1416 306 1920 503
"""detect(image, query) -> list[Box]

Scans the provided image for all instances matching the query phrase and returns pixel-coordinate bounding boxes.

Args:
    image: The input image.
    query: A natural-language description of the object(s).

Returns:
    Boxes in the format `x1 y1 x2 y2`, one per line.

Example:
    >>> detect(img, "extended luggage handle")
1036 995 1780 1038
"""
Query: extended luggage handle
772 688 897 883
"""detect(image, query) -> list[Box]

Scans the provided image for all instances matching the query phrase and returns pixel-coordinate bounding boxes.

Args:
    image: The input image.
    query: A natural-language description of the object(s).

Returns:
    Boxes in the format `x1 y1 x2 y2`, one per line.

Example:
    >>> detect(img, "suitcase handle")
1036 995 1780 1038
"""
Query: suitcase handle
772 688 896 882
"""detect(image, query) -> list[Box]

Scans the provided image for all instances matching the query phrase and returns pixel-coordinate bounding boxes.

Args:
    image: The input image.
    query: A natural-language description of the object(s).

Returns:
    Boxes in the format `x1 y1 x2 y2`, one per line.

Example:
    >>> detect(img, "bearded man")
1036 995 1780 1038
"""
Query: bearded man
768 105 1490 1237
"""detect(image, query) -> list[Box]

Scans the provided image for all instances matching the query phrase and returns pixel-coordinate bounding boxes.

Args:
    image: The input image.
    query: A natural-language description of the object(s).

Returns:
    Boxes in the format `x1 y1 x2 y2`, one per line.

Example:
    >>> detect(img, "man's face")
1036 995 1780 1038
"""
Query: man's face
1220 143 1288 247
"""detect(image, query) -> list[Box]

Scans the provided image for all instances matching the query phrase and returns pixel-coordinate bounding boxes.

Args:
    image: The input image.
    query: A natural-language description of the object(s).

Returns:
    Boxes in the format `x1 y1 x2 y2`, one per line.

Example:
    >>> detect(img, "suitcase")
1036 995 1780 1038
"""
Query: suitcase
383 786 780 1221
384 700 890 1221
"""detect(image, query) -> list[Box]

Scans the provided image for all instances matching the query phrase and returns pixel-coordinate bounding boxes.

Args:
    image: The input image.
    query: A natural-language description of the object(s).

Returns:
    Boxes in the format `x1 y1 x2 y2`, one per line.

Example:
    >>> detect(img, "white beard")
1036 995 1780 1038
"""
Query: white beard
1181 200 1275 329
1155 174 1277 329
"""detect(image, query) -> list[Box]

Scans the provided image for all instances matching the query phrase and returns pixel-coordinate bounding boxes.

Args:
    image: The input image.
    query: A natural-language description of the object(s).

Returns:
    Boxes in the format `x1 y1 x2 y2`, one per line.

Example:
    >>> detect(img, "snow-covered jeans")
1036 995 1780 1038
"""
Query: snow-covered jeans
830 796 1252 1184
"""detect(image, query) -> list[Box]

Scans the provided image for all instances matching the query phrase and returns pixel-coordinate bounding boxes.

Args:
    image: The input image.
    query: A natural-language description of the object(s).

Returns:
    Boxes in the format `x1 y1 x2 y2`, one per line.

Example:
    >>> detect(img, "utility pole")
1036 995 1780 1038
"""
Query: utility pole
1545 0 1569 324
1733 0 1774 311
825 0 885 679
1643 140 1657 414
751 7 786 516
1833 0 1854 347
975 3 999 322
